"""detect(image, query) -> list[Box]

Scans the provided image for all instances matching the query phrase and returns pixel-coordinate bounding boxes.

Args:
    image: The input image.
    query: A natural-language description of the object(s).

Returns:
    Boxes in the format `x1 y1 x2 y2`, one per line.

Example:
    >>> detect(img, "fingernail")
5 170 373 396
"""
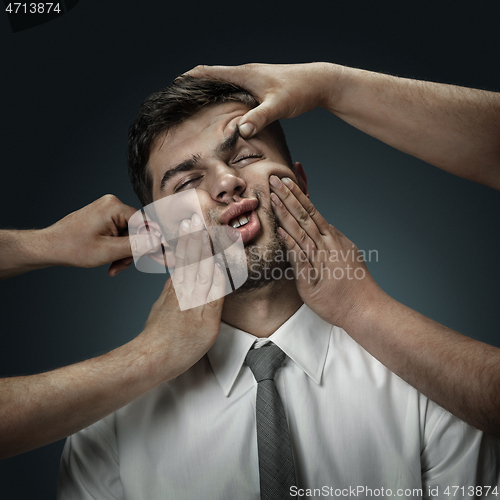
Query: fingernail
282 177 293 186
270 192 282 206
192 213 201 226
181 219 190 230
239 122 255 137
269 175 280 188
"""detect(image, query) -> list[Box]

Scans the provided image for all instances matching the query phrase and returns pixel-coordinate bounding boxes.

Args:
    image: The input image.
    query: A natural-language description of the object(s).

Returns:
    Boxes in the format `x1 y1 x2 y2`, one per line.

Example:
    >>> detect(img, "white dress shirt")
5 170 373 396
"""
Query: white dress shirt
58 304 500 500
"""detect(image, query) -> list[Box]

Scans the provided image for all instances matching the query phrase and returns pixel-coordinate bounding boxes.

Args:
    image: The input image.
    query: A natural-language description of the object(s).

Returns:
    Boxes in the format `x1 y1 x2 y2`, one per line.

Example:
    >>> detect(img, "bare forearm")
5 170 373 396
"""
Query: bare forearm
343 292 500 436
0 229 54 280
326 64 500 190
0 337 165 459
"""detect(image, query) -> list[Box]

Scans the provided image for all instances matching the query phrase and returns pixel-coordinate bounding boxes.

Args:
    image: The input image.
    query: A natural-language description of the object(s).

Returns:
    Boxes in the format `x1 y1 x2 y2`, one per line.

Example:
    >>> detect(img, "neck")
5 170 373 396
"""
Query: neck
222 278 303 337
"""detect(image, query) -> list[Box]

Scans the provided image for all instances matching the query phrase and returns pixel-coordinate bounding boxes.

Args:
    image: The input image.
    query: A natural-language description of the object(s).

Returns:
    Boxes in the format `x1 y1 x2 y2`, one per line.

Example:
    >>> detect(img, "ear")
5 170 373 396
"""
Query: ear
292 162 309 198
148 242 175 270
137 220 175 270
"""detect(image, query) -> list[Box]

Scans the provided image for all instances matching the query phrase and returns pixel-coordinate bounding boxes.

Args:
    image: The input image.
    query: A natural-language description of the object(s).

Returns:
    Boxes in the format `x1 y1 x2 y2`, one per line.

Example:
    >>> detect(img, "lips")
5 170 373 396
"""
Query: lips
219 199 261 244
219 198 259 225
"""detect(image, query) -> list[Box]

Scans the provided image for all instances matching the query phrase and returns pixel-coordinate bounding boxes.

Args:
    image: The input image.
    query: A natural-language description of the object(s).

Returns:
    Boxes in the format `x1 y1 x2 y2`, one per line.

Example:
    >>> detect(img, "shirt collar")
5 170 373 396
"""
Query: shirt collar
207 304 332 397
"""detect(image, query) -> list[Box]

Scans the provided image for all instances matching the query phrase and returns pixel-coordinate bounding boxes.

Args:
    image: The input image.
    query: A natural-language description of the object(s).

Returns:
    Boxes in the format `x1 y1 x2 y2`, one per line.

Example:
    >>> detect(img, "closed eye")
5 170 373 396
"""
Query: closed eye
234 153 263 164
174 176 203 192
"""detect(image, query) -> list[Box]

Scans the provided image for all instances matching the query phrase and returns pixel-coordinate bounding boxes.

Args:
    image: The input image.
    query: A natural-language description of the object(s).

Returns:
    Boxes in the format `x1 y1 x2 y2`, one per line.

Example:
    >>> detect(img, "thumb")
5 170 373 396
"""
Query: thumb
184 64 245 83
238 101 279 138
128 233 162 260
107 234 162 277
129 233 161 259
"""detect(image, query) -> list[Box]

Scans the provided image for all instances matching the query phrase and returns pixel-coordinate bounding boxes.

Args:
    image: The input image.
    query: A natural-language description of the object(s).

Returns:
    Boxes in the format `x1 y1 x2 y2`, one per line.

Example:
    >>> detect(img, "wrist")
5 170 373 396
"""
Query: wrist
126 330 179 385
335 283 391 333
321 64 366 117
110 335 170 390
317 62 352 114
35 226 69 267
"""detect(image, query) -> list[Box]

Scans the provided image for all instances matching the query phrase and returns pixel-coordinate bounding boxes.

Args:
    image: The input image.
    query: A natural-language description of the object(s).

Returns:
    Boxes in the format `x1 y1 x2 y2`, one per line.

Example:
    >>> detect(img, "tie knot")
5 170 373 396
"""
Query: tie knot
245 343 286 383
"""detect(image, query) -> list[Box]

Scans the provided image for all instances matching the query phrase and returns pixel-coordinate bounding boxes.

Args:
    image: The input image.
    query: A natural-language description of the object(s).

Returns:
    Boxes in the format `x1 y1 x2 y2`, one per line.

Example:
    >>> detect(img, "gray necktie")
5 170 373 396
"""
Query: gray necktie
245 343 296 499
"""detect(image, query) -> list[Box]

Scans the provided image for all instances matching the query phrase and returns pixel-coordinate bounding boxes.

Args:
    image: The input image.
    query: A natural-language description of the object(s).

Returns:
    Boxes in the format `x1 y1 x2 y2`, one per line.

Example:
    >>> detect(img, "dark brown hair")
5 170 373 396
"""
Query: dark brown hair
127 75 292 206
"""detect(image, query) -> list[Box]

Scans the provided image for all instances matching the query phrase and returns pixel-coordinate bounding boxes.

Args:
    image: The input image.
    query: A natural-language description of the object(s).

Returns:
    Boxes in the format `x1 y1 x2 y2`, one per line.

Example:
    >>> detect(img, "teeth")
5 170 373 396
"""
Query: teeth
230 214 250 228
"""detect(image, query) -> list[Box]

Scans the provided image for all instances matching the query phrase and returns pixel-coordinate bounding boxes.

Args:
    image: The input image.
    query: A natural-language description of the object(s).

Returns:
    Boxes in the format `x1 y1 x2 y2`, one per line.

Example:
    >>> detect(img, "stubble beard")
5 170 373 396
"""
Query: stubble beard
206 188 291 295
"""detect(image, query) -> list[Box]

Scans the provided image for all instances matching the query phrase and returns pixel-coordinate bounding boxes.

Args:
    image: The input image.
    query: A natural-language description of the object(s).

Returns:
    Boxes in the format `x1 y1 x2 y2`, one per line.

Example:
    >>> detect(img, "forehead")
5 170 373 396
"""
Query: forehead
149 101 251 172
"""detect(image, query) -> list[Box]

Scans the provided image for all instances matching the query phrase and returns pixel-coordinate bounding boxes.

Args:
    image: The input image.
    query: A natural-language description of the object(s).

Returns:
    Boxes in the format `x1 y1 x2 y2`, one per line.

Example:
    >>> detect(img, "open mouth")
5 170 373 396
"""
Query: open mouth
224 210 260 244
228 211 252 229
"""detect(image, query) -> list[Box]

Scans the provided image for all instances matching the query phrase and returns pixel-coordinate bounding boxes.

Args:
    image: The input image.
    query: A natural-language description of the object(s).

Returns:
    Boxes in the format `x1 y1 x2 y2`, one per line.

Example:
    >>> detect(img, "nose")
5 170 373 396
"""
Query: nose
210 163 247 203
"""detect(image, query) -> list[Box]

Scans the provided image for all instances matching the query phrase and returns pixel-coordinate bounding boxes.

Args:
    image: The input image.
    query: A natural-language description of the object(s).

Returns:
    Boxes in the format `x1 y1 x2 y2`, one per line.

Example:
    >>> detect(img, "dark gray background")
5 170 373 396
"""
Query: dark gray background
1 1 499 498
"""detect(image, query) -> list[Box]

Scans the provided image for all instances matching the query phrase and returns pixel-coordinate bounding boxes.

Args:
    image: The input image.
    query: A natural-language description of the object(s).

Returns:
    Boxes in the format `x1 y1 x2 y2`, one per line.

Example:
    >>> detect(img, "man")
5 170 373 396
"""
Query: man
58 76 499 499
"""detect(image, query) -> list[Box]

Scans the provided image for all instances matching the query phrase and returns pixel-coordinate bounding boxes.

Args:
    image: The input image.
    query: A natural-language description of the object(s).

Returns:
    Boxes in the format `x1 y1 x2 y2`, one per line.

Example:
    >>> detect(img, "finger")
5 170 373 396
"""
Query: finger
271 192 317 261
108 257 133 277
238 100 280 138
129 233 162 260
112 203 138 229
206 264 226 304
184 64 243 82
99 194 138 230
182 213 205 288
269 176 325 256
183 65 279 139
270 175 331 237
277 227 318 285
191 230 216 302
172 219 191 284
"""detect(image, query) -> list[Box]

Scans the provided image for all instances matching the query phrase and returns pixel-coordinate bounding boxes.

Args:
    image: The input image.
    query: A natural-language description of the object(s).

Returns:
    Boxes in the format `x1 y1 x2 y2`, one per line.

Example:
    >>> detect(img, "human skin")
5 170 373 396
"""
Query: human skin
0 195 150 280
0 197 225 459
148 101 306 337
268 172 500 438
187 62 500 191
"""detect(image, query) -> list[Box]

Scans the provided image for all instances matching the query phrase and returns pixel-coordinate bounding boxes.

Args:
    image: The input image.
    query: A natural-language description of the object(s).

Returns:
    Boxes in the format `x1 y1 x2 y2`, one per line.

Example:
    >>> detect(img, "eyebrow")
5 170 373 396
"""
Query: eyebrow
159 154 201 191
216 126 240 156
159 126 241 192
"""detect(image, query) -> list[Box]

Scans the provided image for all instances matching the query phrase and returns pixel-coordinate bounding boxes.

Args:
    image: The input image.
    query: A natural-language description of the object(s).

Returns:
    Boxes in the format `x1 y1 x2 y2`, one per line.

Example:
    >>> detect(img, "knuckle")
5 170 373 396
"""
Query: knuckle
101 194 118 204
298 231 308 245
281 188 292 201
308 205 318 219
185 262 198 273
260 106 272 121
196 272 209 285
297 208 309 224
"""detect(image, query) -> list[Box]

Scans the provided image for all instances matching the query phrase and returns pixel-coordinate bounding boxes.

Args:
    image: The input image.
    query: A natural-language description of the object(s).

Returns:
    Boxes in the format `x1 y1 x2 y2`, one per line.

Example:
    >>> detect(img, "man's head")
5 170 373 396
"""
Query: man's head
128 76 294 208
127 76 308 292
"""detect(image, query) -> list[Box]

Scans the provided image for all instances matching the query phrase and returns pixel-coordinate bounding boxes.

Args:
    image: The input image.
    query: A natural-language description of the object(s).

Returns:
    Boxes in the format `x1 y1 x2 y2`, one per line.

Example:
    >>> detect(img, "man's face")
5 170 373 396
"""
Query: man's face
147 102 306 290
